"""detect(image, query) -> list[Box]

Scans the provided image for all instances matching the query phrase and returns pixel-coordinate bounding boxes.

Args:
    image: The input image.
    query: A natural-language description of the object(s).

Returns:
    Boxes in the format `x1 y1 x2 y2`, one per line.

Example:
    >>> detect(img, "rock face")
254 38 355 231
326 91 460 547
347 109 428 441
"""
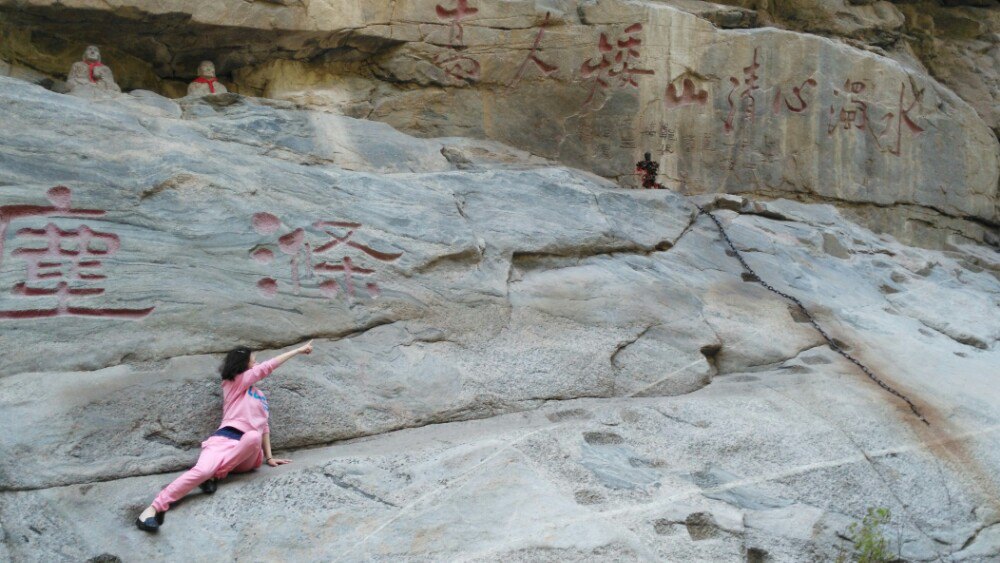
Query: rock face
714 0 1000 135
0 77 999 561
0 0 997 249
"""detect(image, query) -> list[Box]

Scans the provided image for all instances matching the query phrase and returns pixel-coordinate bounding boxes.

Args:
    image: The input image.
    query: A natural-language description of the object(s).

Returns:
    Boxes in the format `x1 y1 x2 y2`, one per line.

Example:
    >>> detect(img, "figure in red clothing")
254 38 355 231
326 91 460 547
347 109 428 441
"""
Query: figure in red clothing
635 152 664 189
135 341 314 532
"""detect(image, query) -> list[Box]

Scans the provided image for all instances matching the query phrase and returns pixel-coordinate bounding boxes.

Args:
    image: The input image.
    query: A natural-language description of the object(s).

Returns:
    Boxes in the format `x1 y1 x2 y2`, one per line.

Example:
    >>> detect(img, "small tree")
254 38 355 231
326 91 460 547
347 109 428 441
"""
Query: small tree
837 507 893 563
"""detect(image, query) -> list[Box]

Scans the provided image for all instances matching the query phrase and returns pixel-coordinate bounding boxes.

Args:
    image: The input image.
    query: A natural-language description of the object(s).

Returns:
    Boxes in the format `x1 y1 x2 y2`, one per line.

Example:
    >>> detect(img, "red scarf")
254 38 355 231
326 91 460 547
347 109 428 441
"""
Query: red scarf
194 76 219 93
85 61 105 83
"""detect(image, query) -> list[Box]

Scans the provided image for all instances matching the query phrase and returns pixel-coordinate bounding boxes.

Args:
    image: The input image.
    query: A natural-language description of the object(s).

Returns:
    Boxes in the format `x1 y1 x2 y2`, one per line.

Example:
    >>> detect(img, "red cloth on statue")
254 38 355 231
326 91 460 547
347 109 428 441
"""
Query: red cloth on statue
85 61 105 83
193 76 219 93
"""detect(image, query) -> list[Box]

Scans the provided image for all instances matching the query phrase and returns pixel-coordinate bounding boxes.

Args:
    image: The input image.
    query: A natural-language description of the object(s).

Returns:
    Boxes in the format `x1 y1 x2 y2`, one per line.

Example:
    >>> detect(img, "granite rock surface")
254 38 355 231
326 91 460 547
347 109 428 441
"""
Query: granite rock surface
0 77 998 561
0 0 997 248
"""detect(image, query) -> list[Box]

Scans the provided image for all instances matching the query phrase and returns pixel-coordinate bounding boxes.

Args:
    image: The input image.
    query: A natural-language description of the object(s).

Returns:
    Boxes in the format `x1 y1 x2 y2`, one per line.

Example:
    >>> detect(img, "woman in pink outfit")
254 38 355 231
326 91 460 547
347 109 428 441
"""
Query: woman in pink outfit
135 340 313 531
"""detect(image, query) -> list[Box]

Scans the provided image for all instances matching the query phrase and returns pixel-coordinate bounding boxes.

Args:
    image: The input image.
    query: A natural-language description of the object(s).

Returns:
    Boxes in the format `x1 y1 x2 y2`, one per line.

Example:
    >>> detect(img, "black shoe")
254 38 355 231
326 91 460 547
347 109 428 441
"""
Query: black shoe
199 478 218 494
136 516 159 532
155 510 165 525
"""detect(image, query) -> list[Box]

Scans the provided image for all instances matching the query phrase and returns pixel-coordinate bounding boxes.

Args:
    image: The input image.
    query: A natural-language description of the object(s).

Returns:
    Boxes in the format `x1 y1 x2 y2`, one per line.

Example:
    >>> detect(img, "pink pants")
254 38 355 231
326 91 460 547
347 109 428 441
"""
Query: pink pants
152 430 263 511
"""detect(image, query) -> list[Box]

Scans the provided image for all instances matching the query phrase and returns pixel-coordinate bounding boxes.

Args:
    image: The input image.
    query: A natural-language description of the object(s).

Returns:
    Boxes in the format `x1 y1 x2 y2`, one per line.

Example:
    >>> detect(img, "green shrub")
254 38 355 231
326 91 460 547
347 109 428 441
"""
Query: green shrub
836 507 893 563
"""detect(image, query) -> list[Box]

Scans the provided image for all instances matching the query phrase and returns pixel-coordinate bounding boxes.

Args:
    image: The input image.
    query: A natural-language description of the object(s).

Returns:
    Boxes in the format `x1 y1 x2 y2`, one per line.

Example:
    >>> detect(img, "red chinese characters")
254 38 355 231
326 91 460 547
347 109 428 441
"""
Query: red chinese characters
827 79 925 156
508 12 559 89
250 212 402 301
433 53 481 83
827 79 872 134
878 83 926 156
433 0 481 83
665 77 708 110
723 48 761 133
0 186 154 320
772 77 818 114
722 48 819 131
580 23 654 107
437 0 478 44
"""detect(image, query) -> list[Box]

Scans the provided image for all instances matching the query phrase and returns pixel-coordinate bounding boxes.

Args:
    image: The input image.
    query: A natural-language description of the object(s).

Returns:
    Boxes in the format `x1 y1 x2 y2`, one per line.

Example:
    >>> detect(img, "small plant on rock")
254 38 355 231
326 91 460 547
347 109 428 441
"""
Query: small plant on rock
836 507 893 563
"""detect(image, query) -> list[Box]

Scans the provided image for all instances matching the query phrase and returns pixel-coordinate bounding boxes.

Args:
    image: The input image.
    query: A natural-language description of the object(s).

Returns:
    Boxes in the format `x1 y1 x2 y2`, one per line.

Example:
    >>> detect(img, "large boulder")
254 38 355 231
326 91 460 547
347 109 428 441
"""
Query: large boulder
0 0 997 248
0 76 998 561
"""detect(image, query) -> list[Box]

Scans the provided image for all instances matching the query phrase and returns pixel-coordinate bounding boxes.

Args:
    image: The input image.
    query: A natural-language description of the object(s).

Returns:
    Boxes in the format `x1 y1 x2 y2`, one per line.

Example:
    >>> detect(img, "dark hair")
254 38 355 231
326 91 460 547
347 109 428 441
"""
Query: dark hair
220 347 252 380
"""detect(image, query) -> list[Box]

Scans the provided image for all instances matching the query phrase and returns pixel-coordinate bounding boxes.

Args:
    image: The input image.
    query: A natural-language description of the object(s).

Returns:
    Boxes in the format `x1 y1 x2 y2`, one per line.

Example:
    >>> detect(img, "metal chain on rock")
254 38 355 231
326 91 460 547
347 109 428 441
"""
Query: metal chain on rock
694 204 929 426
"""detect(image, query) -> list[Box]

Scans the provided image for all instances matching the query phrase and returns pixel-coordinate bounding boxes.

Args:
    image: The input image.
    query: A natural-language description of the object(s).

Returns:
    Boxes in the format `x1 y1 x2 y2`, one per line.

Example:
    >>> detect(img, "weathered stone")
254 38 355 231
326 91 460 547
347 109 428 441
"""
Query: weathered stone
953 522 1000 561
715 0 906 44
0 0 995 246
668 0 762 29
894 1 1000 135
0 3 998 560
717 0 1000 136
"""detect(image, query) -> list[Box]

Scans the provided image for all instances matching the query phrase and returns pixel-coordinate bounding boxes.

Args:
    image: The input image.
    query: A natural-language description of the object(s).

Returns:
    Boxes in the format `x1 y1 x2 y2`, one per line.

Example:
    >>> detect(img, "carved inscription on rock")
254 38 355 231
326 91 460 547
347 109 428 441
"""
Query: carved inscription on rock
508 12 559 90
580 23 654 108
0 187 154 320
433 0 481 83
249 212 402 301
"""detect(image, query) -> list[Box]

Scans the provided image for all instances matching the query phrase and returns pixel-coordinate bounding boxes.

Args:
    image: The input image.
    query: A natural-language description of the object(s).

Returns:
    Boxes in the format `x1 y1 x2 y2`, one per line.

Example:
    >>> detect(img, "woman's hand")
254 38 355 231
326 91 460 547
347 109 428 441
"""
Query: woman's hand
266 457 292 467
268 340 314 371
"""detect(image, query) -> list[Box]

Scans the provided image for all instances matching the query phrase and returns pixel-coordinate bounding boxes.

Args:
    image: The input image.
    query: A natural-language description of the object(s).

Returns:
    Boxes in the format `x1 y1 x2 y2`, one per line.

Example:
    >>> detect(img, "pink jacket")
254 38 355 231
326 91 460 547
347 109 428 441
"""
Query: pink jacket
219 358 278 434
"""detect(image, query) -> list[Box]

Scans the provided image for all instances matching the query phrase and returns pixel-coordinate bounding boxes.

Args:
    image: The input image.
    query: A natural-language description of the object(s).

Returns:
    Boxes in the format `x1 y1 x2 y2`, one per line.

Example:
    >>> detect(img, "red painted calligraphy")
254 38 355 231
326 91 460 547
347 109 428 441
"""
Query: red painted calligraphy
827 79 925 156
827 79 871 134
436 0 478 45
433 0 481 83
433 52 481 82
580 23 654 108
250 213 402 301
315 256 380 299
0 186 154 320
665 77 708 109
508 12 559 89
878 82 925 156
772 77 817 114
723 48 761 133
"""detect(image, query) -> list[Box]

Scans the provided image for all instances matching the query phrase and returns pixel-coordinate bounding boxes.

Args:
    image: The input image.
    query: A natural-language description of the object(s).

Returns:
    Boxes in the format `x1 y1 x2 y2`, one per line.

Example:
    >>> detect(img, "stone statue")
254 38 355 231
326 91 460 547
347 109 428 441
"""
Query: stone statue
187 61 228 96
67 45 121 96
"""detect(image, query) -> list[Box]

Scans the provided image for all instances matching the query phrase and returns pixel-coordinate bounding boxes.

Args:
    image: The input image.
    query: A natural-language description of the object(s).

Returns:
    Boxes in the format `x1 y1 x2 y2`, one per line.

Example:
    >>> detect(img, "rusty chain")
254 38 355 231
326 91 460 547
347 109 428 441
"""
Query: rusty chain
694 204 930 426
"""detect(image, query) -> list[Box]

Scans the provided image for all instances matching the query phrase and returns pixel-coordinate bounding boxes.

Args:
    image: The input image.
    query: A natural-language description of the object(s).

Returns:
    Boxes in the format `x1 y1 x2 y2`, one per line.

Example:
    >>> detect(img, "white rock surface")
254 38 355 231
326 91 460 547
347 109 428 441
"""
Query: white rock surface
1 0 998 246
0 77 997 561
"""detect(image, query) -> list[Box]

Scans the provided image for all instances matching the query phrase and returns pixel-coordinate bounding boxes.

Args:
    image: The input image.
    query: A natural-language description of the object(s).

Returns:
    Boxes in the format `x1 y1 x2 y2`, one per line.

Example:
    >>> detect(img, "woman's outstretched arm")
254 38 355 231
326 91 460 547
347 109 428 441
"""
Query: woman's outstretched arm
270 340 313 369
239 340 314 388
